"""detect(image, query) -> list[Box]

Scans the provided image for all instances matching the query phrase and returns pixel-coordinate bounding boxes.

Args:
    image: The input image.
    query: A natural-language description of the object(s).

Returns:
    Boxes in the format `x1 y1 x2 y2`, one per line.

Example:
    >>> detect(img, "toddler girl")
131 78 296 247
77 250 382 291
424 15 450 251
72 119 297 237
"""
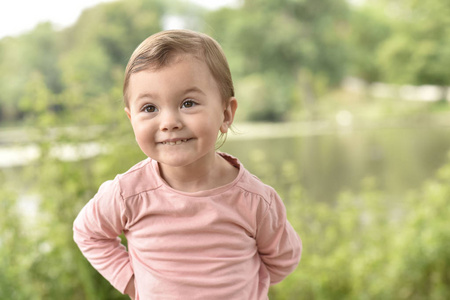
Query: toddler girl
73 29 301 300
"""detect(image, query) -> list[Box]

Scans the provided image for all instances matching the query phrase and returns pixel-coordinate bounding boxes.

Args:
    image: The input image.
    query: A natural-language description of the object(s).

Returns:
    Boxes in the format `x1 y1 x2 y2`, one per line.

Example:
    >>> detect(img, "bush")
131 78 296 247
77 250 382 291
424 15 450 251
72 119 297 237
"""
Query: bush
270 156 450 299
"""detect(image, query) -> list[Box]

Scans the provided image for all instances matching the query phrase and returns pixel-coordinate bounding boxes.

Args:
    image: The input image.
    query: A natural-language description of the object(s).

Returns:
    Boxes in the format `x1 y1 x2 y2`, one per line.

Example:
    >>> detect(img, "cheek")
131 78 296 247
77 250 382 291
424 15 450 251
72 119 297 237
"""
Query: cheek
197 120 222 143
132 121 151 142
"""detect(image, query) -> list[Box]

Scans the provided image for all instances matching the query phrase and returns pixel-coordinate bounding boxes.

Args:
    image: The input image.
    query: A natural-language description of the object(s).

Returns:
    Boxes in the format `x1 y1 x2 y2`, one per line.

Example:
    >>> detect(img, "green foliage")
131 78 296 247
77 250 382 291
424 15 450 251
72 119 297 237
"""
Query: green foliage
1 0 450 123
0 0 354 123
0 23 62 122
385 162 450 299
268 159 450 300
374 0 450 92
0 0 176 124
347 3 392 83
0 182 32 299
206 0 350 120
0 103 136 299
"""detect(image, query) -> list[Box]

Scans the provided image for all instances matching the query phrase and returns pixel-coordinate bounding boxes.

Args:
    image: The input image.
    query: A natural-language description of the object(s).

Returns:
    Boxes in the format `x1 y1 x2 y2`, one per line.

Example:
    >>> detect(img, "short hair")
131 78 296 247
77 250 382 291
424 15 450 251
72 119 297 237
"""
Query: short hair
123 29 234 106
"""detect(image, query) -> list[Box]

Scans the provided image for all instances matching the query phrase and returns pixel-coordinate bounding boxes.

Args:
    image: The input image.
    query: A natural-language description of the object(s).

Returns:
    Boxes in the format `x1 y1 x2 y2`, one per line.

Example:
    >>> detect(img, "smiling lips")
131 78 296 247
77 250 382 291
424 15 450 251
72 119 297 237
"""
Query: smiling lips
160 138 190 146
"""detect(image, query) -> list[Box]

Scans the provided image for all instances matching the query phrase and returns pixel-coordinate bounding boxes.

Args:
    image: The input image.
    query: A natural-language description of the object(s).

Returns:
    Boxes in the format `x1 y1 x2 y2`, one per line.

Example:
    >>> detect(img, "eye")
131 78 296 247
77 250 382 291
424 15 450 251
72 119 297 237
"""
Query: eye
181 99 197 109
141 104 158 113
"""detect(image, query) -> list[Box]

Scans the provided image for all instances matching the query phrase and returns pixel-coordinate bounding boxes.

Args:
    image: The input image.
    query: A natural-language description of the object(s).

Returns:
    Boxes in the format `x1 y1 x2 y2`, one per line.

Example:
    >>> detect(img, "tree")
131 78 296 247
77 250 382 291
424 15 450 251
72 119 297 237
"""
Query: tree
377 0 450 100
0 23 61 122
205 0 350 120
347 2 393 84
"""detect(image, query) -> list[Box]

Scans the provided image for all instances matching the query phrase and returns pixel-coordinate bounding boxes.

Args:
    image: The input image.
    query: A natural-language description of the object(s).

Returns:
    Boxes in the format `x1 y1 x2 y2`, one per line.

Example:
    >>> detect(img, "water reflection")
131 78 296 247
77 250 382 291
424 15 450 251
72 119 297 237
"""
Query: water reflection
222 126 450 203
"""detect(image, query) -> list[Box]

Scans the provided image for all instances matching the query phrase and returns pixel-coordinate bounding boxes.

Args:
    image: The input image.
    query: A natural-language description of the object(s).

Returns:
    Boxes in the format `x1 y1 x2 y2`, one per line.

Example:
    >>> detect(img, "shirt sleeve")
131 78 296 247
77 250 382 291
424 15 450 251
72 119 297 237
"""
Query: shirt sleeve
255 188 302 285
73 179 134 294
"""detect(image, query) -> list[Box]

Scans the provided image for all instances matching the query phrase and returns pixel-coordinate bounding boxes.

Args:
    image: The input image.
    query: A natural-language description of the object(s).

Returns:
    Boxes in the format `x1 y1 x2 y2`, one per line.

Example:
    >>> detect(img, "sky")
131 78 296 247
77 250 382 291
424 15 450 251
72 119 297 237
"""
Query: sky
0 0 238 40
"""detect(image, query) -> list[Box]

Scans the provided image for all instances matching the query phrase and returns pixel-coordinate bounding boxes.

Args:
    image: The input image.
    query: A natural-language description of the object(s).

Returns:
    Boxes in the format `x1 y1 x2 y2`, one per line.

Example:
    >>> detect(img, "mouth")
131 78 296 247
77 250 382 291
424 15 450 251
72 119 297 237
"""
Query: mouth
160 138 191 146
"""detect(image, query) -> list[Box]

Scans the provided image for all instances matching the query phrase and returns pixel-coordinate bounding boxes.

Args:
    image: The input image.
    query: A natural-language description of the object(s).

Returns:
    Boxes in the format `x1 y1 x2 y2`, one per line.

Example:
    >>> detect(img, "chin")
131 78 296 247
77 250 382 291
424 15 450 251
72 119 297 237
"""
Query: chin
155 154 196 167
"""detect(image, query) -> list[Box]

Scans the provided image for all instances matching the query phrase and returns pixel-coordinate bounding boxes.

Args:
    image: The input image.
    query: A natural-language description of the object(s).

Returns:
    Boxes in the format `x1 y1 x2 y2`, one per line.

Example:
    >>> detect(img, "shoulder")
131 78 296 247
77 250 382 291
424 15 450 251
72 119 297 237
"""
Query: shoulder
114 158 163 199
232 167 288 228
235 164 279 207
219 152 278 205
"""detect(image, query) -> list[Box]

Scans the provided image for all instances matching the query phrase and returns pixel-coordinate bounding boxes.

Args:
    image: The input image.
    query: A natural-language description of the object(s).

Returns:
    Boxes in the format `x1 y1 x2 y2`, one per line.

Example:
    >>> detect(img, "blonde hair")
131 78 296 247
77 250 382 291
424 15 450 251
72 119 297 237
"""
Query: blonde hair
123 29 234 106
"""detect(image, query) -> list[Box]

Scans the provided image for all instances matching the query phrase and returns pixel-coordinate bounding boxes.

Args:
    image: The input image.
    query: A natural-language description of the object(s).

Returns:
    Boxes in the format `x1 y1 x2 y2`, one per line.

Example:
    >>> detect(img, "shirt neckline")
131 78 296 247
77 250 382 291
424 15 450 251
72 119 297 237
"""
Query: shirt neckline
150 152 245 197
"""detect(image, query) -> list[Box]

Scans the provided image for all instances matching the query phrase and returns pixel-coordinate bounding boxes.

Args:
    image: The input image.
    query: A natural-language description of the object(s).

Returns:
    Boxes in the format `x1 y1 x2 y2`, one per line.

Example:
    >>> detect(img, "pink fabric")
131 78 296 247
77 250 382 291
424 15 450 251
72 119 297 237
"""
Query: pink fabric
73 153 301 299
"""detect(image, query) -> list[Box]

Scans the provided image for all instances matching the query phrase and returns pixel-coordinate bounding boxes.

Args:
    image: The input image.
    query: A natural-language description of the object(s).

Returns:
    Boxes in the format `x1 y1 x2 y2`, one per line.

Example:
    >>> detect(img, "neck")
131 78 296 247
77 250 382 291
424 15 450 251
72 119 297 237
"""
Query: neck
158 153 238 193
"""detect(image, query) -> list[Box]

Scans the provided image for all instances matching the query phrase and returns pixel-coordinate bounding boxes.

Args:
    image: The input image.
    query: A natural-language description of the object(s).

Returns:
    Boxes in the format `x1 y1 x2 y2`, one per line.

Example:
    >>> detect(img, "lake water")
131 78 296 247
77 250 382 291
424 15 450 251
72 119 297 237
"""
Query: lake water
222 124 450 203
2 123 450 204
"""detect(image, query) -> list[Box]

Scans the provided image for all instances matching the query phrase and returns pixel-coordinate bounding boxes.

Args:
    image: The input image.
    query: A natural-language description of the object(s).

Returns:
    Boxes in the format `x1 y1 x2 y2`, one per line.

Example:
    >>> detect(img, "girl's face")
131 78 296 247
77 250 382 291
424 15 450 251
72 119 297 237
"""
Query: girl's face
125 54 236 170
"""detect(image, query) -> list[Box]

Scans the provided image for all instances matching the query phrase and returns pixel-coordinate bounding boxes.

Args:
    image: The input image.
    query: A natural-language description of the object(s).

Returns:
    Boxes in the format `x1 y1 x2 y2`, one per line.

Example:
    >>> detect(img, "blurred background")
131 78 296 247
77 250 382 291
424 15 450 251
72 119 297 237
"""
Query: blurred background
1 0 450 299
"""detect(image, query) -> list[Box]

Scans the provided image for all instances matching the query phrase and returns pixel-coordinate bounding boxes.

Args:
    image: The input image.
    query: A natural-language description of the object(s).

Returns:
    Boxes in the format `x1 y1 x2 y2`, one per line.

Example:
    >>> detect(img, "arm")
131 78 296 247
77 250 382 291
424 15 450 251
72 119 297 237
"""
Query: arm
255 189 302 285
73 179 134 294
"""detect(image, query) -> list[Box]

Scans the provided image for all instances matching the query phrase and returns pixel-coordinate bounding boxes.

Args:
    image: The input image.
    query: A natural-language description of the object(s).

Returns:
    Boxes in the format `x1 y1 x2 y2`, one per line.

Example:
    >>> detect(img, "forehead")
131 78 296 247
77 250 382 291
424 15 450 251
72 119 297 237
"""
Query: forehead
141 50 203 71
134 54 212 83
128 54 220 100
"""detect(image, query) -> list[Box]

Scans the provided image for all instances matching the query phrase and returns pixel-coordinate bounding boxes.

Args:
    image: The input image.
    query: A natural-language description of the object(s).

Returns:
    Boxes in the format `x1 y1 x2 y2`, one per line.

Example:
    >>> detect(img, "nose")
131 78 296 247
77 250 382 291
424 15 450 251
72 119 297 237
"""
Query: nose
159 109 183 132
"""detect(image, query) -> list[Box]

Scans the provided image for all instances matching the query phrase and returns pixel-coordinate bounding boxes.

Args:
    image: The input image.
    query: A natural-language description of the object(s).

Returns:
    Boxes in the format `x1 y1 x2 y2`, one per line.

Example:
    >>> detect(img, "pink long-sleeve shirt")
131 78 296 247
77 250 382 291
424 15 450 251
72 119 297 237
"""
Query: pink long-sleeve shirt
73 153 301 299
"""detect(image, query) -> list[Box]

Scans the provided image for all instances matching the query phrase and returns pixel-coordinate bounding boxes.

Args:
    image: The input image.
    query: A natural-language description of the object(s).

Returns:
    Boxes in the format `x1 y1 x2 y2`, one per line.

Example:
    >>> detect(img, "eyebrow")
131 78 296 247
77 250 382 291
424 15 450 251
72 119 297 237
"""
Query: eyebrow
135 92 156 101
134 87 206 103
182 87 206 96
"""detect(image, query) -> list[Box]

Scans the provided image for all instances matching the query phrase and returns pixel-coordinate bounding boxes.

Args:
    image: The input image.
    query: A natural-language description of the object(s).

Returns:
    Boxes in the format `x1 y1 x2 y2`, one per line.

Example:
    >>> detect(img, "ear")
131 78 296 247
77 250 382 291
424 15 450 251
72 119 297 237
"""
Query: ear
124 107 132 121
220 97 238 133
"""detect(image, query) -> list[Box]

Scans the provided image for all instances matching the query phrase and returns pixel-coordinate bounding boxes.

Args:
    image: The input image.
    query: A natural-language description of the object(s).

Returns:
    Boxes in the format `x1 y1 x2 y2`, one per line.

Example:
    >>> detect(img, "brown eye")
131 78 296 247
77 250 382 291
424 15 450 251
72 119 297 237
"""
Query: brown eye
142 105 157 113
181 100 197 108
